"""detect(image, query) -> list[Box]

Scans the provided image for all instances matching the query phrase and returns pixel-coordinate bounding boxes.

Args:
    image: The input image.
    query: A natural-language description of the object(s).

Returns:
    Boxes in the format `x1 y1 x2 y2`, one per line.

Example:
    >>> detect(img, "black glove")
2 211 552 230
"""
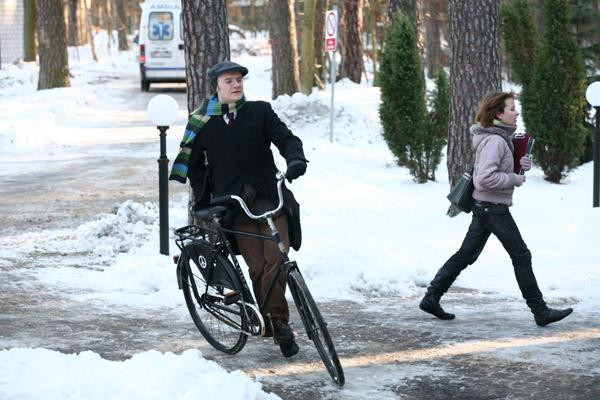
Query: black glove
286 159 307 182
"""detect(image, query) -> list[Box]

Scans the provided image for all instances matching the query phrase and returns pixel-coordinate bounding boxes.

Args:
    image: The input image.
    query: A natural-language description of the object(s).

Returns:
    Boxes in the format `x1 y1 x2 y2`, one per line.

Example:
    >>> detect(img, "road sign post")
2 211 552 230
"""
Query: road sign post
325 7 338 143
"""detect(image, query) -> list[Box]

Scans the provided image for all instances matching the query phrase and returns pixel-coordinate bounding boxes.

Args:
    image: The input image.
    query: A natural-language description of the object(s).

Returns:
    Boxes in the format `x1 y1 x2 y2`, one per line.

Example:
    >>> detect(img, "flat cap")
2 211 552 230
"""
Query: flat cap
208 61 248 81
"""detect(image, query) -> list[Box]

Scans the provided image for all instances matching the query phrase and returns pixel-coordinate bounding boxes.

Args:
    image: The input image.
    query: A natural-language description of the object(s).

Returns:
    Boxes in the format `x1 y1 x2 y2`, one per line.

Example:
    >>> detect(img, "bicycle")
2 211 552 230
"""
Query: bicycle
173 171 345 386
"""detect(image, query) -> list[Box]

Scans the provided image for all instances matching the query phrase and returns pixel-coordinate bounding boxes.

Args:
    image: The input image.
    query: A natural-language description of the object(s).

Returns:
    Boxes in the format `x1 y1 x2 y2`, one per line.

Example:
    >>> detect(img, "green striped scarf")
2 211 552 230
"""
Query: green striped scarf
169 95 246 183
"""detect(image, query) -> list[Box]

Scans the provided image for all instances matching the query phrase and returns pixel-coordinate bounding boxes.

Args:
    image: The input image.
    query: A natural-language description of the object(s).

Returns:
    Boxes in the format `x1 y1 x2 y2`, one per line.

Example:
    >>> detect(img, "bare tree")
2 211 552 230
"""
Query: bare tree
36 0 70 89
300 0 317 94
269 0 300 98
424 0 444 78
24 0 37 61
367 0 381 81
447 0 501 188
103 0 113 51
313 0 327 88
182 0 230 112
83 0 98 61
339 0 364 83
114 0 129 50
67 0 79 46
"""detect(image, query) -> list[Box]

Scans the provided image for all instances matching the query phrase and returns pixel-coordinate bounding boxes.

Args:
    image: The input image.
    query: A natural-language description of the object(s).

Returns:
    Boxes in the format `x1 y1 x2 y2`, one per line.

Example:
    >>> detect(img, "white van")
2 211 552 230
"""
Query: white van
137 0 185 91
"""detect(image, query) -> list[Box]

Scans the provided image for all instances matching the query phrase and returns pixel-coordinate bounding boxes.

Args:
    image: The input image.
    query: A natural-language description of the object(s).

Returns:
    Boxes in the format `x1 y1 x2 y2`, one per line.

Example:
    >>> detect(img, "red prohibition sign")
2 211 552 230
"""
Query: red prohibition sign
326 12 336 37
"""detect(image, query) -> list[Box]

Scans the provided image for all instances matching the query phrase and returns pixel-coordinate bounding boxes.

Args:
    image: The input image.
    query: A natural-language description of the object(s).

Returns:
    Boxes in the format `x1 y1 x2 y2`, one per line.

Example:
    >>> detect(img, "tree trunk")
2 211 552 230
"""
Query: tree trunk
447 0 501 187
425 0 442 78
368 0 381 82
182 0 230 113
300 0 317 94
313 0 326 88
104 0 113 51
249 0 257 34
83 0 98 61
67 0 79 46
24 0 37 61
339 0 364 83
269 0 300 98
114 0 129 50
36 0 70 89
182 0 230 223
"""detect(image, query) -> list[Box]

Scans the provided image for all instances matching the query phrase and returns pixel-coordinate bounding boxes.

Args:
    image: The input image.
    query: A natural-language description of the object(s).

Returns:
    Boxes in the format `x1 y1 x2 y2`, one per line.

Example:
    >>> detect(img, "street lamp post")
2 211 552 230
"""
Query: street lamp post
586 82 600 208
147 94 179 254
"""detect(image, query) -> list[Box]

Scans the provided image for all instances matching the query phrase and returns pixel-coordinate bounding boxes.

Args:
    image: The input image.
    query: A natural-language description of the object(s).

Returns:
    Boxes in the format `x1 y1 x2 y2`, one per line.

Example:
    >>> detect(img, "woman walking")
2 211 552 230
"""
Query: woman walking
420 92 572 327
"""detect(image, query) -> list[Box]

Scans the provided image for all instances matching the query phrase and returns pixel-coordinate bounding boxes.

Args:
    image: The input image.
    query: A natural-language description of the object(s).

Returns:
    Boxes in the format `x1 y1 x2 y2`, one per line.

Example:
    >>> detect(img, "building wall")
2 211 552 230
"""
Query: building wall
0 0 25 65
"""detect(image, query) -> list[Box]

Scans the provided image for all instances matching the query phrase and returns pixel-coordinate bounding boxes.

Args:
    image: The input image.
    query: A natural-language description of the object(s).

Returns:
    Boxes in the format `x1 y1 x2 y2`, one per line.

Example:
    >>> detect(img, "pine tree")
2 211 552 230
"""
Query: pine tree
570 0 600 74
500 0 537 86
423 69 449 181
521 0 587 182
379 12 428 181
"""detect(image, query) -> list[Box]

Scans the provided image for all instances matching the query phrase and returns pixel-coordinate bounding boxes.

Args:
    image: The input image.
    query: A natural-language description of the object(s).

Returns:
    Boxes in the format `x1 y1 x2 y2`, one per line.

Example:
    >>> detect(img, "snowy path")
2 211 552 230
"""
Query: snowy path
2 46 600 398
1 152 599 399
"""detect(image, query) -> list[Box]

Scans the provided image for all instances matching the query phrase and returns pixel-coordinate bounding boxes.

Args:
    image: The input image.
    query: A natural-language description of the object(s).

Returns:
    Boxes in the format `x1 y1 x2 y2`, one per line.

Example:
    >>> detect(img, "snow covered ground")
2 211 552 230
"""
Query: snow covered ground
1 31 599 399
0 348 278 400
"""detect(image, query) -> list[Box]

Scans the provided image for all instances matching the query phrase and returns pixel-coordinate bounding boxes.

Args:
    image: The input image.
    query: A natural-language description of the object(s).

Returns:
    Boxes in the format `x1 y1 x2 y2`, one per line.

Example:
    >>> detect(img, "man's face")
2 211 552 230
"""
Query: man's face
216 71 244 104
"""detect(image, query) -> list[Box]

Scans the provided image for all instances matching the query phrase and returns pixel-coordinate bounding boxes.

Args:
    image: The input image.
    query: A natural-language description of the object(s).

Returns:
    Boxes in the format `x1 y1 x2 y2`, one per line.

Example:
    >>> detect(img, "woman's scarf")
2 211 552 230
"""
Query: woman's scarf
169 95 246 183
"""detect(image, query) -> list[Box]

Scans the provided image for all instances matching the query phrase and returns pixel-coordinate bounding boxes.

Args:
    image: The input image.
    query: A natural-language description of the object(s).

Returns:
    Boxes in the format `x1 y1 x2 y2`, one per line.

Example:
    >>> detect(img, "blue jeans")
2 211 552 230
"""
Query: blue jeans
428 201 543 301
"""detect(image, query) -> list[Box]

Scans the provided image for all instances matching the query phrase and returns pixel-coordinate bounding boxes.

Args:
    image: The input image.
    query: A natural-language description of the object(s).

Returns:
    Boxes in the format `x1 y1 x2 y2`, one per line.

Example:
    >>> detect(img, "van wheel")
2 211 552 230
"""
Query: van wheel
141 79 150 92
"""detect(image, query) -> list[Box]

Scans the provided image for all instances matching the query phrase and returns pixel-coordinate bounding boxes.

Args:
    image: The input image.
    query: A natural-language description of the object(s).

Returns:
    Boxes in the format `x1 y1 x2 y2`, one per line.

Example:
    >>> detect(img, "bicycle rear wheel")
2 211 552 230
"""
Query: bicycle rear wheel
287 268 345 386
180 245 248 354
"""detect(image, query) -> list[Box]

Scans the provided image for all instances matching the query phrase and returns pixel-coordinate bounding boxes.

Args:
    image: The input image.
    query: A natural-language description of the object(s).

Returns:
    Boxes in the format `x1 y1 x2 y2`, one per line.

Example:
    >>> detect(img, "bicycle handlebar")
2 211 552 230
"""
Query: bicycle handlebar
210 171 286 220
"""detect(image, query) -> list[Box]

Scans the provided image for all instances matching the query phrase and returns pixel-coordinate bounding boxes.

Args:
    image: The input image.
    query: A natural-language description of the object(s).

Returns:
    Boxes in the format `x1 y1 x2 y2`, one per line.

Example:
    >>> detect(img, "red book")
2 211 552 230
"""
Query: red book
512 133 534 174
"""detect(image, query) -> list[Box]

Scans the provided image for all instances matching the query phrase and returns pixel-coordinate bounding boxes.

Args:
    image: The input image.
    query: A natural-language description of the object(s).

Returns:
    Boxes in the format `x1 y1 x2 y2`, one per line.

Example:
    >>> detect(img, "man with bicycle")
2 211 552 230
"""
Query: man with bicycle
170 60 307 358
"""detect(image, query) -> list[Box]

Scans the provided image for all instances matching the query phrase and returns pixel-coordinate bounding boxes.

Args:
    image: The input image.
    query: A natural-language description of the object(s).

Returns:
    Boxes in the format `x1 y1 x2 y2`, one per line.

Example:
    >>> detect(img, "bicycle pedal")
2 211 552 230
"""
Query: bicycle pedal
223 291 241 305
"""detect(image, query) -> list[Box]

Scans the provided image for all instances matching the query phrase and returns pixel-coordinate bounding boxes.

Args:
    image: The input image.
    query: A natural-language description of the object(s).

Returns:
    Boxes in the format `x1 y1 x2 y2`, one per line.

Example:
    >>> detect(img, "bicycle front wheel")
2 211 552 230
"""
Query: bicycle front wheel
287 268 345 386
181 247 248 354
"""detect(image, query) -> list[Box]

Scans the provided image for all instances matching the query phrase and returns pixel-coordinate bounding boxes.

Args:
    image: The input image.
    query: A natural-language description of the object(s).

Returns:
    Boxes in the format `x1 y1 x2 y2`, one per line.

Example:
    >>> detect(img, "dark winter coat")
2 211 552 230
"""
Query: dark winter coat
187 100 306 251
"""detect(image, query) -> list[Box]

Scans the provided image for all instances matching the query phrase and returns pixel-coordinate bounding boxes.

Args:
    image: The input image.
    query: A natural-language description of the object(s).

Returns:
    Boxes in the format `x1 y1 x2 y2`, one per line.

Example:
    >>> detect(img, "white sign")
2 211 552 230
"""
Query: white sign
325 9 338 52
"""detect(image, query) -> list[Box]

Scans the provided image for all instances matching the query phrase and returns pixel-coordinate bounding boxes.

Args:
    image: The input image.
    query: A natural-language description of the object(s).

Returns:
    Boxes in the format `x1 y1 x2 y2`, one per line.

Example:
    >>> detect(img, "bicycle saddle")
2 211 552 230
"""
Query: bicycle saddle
192 205 226 220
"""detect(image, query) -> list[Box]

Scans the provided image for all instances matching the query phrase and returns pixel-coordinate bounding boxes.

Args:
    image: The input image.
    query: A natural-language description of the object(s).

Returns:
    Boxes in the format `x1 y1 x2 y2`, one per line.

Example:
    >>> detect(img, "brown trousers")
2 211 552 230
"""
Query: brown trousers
231 213 290 323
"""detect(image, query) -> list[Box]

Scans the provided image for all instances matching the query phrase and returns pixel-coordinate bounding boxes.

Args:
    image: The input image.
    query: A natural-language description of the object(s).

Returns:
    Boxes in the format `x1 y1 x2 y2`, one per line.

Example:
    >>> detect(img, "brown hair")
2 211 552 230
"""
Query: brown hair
475 92 515 127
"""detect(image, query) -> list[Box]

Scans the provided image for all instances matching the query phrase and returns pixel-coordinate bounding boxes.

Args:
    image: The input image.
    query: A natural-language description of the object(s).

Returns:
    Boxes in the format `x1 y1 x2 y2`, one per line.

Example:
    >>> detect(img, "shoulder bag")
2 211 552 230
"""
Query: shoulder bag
447 163 474 213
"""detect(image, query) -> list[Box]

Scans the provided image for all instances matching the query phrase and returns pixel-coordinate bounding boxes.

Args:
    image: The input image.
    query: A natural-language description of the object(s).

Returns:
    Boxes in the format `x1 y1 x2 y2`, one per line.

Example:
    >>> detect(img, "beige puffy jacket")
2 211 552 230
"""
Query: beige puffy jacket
471 124 521 205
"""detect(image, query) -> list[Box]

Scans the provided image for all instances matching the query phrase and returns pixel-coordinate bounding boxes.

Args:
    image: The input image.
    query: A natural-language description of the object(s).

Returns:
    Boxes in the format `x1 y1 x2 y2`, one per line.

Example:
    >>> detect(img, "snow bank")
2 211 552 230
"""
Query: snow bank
0 348 280 400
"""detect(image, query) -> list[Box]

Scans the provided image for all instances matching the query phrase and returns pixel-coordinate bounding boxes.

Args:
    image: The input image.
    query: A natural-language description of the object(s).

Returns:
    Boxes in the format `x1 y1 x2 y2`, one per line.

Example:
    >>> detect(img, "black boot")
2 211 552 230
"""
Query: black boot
272 318 299 357
419 293 455 320
534 307 573 326
521 284 573 327
528 299 573 327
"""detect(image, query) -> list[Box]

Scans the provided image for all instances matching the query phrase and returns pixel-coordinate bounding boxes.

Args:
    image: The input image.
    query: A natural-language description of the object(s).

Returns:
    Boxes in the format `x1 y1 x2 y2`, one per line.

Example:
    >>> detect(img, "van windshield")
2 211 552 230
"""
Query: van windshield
149 12 174 41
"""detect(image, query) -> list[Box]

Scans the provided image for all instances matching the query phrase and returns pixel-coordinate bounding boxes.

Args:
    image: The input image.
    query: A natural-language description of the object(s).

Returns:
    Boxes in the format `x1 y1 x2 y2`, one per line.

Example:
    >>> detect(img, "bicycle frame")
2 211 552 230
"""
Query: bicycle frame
178 171 296 322
217 225 295 314
175 231 261 335
175 172 345 386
